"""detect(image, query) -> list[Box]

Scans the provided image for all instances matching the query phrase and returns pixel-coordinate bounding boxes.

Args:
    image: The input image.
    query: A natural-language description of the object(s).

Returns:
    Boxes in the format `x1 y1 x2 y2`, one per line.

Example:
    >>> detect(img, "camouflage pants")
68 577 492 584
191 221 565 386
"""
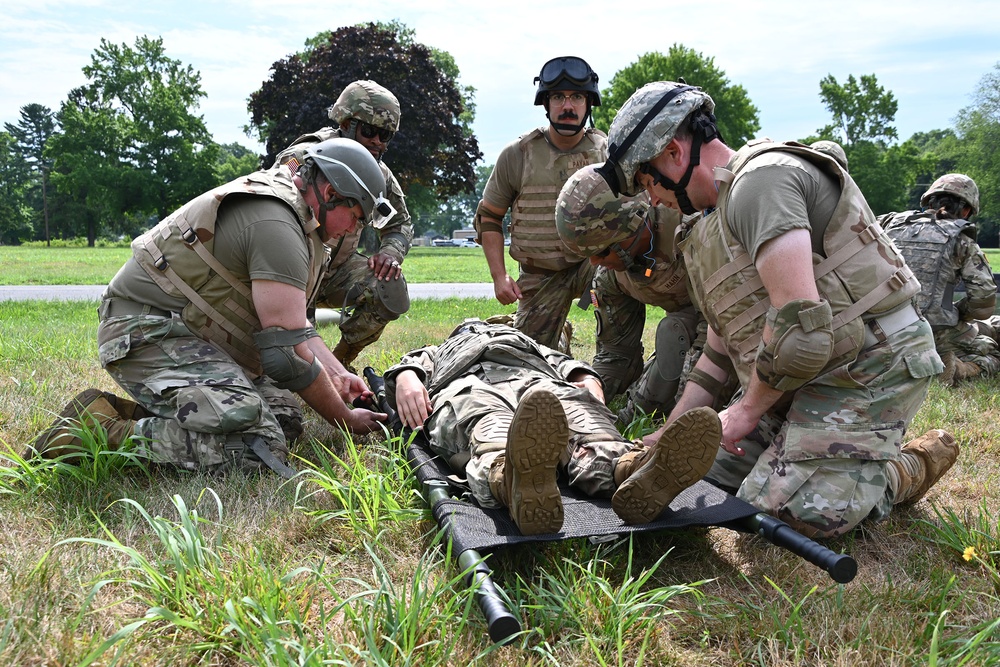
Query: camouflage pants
424 370 632 508
935 322 1000 375
313 252 410 352
708 318 943 538
590 266 652 399
513 261 595 350
97 311 295 472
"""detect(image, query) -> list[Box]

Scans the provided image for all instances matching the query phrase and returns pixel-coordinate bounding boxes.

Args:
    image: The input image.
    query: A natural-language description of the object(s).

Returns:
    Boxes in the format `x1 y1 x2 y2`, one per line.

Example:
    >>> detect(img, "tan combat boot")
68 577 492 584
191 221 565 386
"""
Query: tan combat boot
952 358 982 383
612 406 721 524
890 429 959 504
486 387 567 535
938 352 958 387
27 389 140 459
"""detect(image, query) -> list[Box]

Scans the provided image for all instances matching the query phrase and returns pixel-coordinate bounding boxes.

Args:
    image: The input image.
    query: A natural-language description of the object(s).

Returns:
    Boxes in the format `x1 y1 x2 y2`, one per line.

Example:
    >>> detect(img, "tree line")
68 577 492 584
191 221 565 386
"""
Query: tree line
2 24 999 247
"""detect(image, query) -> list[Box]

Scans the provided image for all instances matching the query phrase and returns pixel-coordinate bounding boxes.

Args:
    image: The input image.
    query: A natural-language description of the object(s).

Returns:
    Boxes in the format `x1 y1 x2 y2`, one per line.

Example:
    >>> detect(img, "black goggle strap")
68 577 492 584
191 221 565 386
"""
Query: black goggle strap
536 57 593 87
597 85 694 195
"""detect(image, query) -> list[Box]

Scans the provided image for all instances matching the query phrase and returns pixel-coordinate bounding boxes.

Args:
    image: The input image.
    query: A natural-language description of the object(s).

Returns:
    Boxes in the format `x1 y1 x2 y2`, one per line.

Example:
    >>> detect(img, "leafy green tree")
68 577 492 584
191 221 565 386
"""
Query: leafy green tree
215 142 261 183
48 36 218 245
248 23 481 199
4 104 56 244
956 62 1000 246
904 129 964 208
593 46 761 148
0 130 33 244
811 73 928 215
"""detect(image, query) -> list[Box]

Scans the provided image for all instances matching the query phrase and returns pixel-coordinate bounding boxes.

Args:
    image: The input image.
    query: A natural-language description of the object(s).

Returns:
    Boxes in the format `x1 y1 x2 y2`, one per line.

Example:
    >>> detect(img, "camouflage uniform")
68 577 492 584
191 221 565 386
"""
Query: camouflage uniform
478 128 608 348
96 166 330 471
383 321 633 507
590 203 694 399
881 208 1000 375
683 141 942 538
273 127 412 361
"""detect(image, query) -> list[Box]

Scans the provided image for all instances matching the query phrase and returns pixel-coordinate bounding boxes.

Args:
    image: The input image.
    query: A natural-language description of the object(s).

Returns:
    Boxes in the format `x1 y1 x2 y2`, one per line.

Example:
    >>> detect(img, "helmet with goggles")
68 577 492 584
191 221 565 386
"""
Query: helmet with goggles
556 165 647 258
534 56 601 106
596 81 716 202
303 138 395 224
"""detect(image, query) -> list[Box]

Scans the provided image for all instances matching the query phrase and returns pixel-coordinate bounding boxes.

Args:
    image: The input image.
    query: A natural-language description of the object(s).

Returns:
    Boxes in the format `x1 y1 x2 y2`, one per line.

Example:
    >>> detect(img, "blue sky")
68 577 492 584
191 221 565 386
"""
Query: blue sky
2 0 998 163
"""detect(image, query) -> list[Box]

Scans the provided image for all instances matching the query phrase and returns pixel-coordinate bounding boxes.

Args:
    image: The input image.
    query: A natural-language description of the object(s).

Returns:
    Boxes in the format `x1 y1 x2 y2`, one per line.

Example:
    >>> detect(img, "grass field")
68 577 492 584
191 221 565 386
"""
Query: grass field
1 252 1000 665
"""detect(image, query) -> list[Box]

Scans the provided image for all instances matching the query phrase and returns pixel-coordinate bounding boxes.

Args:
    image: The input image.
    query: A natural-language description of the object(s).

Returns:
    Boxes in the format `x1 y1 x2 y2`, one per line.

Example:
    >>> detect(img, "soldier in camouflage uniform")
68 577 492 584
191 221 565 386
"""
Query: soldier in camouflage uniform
880 174 1000 385
272 80 413 367
556 165 736 420
29 139 392 473
474 57 608 351
384 319 721 534
596 81 958 538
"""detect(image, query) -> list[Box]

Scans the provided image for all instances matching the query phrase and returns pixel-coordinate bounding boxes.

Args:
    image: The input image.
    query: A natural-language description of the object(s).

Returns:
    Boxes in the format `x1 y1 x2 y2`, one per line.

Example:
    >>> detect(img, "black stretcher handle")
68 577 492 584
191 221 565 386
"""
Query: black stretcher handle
424 480 521 644
745 513 858 583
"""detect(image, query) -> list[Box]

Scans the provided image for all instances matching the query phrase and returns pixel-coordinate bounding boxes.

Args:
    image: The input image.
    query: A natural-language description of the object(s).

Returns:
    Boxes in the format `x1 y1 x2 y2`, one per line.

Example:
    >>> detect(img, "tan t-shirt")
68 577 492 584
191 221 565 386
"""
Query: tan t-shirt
107 195 311 311
726 151 840 262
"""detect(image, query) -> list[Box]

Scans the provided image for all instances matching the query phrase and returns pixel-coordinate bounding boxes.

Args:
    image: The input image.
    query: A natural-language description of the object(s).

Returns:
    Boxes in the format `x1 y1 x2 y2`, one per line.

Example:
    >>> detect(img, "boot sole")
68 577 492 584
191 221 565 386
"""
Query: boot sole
508 388 566 535
612 406 721 524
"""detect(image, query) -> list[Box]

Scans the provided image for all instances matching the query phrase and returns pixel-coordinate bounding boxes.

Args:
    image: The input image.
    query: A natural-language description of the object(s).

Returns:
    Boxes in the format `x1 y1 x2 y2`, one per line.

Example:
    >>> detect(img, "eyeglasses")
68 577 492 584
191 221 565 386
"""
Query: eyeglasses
536 56 595 87
358 121 394 143
548 92 587 106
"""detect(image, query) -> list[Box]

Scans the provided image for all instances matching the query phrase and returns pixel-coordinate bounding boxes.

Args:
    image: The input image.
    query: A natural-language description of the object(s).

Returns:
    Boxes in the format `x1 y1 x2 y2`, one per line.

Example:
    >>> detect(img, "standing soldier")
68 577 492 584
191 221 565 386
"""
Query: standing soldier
880 174 1000 384
274 80 413 368
598 81 957 538
475 57 608 350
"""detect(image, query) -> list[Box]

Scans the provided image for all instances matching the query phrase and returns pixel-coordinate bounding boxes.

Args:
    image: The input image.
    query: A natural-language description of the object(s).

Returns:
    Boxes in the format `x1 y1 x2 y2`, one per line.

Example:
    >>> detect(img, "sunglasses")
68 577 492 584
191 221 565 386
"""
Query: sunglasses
358 121 394 143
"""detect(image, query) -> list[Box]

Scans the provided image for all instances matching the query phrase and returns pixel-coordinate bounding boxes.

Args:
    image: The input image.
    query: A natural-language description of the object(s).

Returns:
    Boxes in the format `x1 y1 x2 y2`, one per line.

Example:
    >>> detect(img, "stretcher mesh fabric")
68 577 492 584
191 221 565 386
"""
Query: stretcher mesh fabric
408 435 760 554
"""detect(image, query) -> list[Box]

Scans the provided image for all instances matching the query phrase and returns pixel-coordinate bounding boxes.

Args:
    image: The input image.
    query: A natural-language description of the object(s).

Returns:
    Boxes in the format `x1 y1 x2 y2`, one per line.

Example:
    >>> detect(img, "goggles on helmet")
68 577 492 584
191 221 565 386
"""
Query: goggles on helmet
309 153 397 222
535 56 595 88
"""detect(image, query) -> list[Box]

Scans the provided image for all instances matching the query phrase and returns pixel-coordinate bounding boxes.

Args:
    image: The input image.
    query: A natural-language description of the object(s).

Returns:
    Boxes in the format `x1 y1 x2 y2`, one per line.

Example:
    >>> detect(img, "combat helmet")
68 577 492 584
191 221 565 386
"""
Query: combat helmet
535 56 600 135
921 173 979 217
556 164 647 258
303 138 395 224
329 80 401 133
810 140 849 171
596 81 716 206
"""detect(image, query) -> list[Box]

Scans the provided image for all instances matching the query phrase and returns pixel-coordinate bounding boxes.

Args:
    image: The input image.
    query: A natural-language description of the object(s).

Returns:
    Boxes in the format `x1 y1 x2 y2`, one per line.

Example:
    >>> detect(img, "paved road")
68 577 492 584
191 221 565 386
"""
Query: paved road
0 283 496 301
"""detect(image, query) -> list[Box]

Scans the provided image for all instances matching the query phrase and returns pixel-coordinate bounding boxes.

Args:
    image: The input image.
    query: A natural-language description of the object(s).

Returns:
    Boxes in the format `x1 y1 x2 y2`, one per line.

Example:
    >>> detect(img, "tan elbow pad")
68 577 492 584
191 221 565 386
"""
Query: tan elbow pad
755 299 834 392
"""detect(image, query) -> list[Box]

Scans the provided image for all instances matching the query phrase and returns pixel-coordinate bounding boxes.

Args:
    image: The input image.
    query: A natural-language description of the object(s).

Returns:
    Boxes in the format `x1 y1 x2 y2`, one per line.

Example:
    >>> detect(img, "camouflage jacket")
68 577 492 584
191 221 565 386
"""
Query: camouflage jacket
383 321 598 401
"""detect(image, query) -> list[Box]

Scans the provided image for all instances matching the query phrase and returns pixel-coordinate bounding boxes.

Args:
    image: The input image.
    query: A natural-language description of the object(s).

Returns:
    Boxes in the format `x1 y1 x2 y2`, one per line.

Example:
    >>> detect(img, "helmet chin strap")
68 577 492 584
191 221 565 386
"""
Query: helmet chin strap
548 104 591 136
644 130 707 216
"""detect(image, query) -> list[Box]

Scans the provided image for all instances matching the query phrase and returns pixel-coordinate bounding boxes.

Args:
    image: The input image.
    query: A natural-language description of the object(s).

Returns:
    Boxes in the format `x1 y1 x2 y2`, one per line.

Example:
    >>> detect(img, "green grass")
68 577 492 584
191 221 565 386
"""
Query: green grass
0 245 518 285
2 298 1000 665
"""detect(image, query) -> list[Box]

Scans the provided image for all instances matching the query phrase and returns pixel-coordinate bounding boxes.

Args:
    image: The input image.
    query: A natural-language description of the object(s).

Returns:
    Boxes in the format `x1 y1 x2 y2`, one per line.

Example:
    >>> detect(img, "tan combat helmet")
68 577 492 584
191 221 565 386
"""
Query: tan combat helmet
556 164 648 258
921 173 980 217
810 140 849 171
596 81 717 214
329 80 401 133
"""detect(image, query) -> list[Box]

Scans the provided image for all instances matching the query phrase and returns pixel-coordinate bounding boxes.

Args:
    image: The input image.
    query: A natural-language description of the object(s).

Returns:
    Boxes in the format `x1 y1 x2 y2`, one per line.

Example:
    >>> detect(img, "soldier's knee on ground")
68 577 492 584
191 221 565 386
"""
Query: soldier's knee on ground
172 385 265 434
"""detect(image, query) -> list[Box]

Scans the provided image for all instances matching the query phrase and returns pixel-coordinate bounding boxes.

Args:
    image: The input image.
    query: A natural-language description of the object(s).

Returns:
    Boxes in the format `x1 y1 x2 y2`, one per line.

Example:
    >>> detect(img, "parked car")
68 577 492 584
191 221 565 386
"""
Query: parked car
431 239 456 247
457 239 479 248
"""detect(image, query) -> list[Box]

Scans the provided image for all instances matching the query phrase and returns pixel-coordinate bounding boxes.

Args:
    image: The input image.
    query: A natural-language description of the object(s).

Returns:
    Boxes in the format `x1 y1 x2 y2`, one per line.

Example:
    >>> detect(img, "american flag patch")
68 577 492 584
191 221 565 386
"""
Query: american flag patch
285 157 301 176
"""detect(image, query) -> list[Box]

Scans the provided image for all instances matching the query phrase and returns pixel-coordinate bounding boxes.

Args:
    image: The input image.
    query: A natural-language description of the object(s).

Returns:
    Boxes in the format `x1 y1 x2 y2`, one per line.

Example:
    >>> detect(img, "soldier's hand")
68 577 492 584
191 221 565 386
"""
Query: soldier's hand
493 274 521 305
395 370 432 429
718 403 752 456
346 407 388 434
370 252 403 281
331 371 369 402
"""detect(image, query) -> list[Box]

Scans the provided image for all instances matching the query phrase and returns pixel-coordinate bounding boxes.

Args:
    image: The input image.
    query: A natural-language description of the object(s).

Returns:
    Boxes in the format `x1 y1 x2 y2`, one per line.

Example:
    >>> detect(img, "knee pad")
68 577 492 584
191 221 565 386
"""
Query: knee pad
373 274 410 317
654 311 697 382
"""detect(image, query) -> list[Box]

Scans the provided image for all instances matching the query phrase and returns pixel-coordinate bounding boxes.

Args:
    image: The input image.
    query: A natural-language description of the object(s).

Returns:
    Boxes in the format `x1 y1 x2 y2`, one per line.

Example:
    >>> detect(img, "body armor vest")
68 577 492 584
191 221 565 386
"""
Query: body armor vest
881 211 974 329
617 205 691 312
509 128 608 271
681 140 919 388
131 167 328 378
